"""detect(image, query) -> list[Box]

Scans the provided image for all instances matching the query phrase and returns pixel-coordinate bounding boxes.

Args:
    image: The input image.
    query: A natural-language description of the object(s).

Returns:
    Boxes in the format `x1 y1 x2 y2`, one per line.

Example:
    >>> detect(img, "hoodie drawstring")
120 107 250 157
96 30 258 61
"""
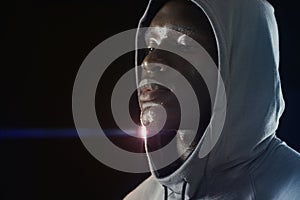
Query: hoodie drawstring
181 181 188 200
163 185 168 200
163 181 188 200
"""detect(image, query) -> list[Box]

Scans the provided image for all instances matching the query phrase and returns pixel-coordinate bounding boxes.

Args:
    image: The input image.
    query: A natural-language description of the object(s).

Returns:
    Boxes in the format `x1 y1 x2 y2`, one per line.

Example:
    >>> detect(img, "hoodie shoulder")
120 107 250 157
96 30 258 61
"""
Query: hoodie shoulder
124 176 163 200
251 140 300 199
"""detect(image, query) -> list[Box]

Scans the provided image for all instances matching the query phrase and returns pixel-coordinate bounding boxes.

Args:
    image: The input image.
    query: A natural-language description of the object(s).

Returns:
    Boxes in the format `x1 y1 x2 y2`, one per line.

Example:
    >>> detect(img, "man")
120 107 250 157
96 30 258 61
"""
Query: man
125 0 300 199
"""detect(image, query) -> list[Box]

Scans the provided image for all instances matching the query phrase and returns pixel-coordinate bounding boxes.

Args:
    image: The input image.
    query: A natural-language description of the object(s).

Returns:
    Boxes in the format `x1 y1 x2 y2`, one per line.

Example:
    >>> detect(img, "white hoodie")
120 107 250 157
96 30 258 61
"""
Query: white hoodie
125 0 300 199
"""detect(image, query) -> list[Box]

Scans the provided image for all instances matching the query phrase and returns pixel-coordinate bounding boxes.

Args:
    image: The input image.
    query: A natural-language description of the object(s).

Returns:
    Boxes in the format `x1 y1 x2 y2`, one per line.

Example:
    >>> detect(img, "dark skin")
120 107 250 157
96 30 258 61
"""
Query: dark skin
138 0 218 177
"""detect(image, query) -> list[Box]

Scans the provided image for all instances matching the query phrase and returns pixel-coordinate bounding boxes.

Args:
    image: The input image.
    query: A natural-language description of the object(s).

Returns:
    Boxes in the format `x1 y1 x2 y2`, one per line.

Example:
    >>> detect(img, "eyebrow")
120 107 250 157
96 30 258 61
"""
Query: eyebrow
168 25 198 36
145 24 198 41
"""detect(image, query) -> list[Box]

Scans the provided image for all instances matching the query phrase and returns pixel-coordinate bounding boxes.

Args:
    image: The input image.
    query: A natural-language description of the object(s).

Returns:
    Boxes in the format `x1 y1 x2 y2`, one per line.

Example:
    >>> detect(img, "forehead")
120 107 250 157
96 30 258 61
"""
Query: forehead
145 0 210 40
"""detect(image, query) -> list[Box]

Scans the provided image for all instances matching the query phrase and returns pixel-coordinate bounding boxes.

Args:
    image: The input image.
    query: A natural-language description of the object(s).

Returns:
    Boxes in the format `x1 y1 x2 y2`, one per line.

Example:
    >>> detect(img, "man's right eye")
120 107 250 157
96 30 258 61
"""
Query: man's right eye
148 47 155 53
146 38 159 54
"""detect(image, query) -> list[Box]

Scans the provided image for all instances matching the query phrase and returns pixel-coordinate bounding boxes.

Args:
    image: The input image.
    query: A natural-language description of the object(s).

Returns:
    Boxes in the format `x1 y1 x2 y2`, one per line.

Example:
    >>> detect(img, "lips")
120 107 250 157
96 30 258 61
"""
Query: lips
138 80 171 126
139 83 172 107
139 79 172 101
138 78 182 131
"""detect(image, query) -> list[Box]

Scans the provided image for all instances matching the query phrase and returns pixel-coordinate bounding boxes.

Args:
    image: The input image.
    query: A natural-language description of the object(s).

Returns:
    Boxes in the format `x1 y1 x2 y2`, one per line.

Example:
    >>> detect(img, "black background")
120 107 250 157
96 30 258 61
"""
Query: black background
0 0 299 199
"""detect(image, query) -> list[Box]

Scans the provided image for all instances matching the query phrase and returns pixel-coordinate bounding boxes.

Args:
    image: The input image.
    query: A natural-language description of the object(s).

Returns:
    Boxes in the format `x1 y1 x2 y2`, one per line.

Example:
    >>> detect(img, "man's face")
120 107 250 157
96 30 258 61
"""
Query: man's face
138 0 218 176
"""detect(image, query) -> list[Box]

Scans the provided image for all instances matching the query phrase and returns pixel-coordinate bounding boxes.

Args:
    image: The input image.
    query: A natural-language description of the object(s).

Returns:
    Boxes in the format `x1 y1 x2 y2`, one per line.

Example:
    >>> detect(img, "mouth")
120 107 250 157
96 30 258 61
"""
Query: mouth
138 79 172 106
138 79 177 127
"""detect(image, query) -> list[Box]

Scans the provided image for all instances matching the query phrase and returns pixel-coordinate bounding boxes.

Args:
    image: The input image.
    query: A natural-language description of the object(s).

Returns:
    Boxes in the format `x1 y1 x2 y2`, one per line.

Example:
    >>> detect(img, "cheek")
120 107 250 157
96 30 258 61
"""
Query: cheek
140 69 147 79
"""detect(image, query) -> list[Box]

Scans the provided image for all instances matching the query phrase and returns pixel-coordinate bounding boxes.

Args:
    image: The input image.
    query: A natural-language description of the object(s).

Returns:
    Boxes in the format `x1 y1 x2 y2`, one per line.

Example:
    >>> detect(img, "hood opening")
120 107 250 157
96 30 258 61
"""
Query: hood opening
136 0 219 179
135 0 284 197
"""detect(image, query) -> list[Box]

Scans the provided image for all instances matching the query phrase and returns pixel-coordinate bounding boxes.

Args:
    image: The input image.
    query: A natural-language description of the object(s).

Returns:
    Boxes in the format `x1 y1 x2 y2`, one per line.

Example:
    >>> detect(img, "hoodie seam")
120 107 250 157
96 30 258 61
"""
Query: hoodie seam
249 172 257 200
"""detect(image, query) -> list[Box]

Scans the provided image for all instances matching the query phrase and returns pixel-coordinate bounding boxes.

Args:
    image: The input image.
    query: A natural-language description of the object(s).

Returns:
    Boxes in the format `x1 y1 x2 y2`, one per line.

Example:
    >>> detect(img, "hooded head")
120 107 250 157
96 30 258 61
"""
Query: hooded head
137 0 219 178
135 0 285 192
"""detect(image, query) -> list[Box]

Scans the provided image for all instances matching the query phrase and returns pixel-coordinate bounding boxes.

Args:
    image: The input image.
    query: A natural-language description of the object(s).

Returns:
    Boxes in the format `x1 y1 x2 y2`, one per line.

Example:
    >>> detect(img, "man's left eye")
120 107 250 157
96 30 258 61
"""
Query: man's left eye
177 36 193 52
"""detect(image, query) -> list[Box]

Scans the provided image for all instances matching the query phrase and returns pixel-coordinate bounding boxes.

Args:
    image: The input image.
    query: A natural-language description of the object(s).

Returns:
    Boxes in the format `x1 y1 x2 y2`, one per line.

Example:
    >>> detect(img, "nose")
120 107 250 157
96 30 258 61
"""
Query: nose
141 49 167 76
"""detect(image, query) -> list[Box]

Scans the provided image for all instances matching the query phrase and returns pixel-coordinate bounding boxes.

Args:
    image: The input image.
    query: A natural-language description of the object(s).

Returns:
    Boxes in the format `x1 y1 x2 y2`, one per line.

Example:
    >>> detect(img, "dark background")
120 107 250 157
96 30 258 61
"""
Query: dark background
0 0 299 199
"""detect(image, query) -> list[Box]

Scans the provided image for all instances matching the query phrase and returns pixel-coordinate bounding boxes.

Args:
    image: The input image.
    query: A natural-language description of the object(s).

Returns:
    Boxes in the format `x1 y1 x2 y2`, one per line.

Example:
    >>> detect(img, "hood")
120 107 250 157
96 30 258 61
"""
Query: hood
135 0 285 197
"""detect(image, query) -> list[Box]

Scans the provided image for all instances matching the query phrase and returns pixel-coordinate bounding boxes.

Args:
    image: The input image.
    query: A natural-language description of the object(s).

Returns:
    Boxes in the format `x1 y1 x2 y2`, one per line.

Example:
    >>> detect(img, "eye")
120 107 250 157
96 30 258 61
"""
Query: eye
177 35 187 46
148 47 155 53
177 35 194 52
146 38 159 54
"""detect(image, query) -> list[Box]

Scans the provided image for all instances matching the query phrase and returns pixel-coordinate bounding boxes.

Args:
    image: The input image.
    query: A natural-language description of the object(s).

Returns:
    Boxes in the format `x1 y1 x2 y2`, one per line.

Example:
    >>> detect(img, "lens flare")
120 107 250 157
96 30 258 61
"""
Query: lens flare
139 125 147 139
